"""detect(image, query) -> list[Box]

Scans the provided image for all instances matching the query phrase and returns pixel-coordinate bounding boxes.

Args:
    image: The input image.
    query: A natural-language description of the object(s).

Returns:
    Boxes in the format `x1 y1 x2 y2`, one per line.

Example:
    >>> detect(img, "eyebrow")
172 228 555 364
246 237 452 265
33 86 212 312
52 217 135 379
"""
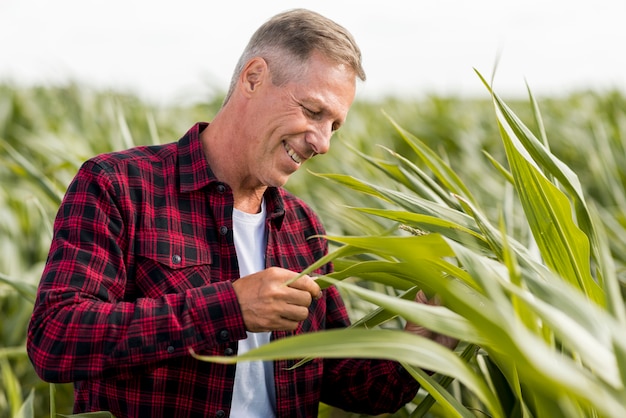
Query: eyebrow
300 97 325 111
301 97 345 123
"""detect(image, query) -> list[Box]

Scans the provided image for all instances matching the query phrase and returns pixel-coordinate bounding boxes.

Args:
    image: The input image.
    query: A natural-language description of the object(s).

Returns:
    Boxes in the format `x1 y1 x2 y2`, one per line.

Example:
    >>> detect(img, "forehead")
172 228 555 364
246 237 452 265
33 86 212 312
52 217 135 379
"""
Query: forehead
290 53 357 111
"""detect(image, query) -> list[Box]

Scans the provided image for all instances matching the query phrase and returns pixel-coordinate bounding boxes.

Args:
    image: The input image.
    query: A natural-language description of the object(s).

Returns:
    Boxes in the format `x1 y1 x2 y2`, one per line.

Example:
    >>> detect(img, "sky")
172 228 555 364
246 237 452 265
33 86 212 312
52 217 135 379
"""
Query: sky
1 0 625 105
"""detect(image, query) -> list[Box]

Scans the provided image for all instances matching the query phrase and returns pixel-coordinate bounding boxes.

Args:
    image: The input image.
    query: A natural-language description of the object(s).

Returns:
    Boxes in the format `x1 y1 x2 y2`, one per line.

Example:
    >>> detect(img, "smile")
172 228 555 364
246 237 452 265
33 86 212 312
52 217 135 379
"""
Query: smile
284 142 303 164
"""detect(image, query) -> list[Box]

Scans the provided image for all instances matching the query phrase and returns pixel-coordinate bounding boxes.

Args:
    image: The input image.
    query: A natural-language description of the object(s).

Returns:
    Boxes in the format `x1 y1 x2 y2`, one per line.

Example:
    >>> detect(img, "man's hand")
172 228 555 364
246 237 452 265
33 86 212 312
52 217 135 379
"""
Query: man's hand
404 290 458 350
232 267 322 332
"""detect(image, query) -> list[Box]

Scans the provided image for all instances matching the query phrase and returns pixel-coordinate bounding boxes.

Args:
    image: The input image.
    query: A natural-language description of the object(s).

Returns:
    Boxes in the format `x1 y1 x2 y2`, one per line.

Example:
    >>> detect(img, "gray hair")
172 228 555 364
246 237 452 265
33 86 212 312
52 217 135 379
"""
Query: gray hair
223 8 366 104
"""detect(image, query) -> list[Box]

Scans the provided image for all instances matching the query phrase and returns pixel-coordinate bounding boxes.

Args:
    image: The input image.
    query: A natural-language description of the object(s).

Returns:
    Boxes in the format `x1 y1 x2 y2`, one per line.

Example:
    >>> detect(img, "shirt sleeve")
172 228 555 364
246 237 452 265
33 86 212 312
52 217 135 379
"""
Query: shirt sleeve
320 286 421 414
320 358 420 414
26 160 247 383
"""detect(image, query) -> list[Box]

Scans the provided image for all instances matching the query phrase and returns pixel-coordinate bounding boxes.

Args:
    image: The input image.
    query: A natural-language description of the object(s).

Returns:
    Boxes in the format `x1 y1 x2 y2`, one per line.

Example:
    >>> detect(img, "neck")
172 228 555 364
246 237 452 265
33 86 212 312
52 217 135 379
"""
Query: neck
200 114 267 214
234 193 265 214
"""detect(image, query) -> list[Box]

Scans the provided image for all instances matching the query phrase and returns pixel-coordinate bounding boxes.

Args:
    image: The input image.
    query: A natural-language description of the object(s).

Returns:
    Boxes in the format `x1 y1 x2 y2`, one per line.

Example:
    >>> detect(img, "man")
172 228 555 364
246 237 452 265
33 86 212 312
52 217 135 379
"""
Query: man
27 8 456 418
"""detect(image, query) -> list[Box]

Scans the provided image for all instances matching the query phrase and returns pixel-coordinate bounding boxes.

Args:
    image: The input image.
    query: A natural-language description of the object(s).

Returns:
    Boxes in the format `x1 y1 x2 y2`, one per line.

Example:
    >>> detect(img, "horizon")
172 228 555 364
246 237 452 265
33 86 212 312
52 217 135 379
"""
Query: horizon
1 0 625 104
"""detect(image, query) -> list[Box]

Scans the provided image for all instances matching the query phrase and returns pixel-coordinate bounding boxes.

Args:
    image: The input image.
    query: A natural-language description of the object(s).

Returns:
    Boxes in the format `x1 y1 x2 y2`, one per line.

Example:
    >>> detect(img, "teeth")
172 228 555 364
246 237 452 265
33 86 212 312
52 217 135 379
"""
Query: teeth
284 142 302 164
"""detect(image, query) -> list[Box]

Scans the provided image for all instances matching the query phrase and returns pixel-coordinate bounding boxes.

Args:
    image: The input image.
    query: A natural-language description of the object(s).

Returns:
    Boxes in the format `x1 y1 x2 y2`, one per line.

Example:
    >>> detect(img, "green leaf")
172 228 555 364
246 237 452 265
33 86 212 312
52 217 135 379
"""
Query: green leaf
450 241 626 417
491 102 602 303
311 172 389 201
316 172 479 232
192 328 503 418
352 208 488 248
0 272 38 302
0 141 64 205
1 357 23 417
384 111 477 205
13 389 34 418
410 343 480 417
323 234 454 262
477 70 603 304
329 277 486 345
404 363 476 418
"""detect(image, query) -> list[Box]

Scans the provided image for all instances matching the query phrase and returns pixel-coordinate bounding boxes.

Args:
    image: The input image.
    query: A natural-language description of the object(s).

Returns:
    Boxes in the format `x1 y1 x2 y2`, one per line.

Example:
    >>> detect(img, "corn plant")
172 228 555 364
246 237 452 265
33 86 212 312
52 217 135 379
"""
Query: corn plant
194 74 626 417
3 81 626 417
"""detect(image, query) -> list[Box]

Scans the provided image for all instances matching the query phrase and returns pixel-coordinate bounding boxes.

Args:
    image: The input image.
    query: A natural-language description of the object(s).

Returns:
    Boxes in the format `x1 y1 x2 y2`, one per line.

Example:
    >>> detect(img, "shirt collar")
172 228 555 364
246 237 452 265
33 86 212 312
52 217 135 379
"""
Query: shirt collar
177 122 286 226
264 187 286 228
177 122 216 193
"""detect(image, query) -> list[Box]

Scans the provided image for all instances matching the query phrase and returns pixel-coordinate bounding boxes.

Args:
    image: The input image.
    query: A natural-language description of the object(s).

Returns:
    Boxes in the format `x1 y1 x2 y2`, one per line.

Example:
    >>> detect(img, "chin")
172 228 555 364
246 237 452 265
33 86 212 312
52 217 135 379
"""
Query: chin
270 175 291 188
269 171 297 188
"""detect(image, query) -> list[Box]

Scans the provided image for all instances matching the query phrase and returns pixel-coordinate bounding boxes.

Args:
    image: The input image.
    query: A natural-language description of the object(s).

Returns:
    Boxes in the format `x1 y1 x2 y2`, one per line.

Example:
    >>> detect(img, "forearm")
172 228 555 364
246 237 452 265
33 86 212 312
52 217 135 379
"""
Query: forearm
320 358 419 414
27 280 246 383
317 287 420 413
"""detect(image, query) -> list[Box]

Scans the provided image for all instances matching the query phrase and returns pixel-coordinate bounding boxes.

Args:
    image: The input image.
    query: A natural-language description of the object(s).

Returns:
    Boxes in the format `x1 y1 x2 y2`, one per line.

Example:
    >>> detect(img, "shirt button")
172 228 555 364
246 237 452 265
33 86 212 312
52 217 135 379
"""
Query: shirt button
218 329 229 342
216 184 226 193
219 226 228 235
166 345 175 354
224 347 234 356
216 410 226 418
171 254 182 264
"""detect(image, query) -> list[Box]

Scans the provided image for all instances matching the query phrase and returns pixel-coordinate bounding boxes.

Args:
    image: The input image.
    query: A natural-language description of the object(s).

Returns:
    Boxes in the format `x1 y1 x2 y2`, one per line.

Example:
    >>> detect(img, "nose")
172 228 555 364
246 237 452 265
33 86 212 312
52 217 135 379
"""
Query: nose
307 123 333 156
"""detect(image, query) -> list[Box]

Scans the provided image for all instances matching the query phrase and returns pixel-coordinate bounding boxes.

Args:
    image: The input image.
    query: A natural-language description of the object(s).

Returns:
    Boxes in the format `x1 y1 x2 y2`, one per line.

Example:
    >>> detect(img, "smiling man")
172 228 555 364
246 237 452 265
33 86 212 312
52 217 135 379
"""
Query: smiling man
27 8 456 418
201 47 355 214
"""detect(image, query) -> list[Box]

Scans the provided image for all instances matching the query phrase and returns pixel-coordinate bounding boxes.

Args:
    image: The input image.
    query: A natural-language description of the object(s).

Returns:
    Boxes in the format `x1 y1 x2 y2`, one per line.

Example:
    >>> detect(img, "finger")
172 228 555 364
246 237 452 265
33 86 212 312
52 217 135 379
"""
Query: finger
308 273 324 299
283 286 313 307
415 289 443 306
415 290 429 304
287 275 322 300
280 304 311 323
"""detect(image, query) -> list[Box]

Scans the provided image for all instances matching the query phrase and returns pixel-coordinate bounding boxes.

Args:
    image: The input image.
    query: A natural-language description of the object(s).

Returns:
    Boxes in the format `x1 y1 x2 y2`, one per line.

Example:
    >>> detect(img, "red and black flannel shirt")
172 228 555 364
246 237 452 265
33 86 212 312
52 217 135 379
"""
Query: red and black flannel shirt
27 123 419 418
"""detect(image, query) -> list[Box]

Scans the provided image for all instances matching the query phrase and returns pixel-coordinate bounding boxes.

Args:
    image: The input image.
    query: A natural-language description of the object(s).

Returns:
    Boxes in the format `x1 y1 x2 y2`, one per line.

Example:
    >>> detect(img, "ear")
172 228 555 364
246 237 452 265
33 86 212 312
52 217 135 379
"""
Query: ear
240 57 269 96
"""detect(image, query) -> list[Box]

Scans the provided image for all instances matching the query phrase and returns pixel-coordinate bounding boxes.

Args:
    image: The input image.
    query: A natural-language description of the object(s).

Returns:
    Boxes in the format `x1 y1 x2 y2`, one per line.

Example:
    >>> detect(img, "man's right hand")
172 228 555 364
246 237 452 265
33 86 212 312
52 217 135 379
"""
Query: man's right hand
232 267 322 332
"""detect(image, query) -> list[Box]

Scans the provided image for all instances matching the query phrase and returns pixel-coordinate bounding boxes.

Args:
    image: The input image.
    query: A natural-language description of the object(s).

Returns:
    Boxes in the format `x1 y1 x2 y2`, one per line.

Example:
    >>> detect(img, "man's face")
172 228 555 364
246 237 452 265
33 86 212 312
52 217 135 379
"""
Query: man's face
242 52 357 189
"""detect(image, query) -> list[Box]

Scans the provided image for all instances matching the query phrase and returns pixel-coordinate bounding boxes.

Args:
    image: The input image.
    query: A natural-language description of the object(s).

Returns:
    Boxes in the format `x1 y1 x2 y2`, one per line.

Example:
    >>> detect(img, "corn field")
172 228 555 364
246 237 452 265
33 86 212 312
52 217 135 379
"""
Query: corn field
1 76 626 417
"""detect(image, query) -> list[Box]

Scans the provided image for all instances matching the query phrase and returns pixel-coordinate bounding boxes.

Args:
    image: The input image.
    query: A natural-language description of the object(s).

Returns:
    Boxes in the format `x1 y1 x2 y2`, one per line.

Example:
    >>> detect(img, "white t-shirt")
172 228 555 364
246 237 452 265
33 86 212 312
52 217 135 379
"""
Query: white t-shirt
230 201 276 417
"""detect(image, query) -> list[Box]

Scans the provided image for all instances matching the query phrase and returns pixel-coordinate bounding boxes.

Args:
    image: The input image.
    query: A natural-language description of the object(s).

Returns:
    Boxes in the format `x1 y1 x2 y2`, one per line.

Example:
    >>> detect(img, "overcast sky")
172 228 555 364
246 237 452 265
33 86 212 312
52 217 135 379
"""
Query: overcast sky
1 0 625 104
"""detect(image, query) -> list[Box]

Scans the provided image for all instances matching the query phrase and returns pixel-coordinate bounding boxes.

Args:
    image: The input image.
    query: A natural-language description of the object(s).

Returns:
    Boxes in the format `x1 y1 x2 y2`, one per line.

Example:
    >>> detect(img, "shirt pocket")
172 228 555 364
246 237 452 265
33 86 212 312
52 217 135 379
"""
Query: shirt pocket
134 231 213 298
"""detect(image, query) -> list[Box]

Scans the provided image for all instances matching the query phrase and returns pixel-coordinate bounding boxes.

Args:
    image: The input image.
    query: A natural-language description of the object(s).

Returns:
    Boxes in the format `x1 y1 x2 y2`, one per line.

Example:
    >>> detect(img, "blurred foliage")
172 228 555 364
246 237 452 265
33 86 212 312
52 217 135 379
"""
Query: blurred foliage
1 81 626 417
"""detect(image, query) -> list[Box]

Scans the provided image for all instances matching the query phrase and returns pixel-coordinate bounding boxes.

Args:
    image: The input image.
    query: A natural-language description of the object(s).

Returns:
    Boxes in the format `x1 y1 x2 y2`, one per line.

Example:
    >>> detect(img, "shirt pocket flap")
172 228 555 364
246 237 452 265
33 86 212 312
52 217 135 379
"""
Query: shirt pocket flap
136 231 211 270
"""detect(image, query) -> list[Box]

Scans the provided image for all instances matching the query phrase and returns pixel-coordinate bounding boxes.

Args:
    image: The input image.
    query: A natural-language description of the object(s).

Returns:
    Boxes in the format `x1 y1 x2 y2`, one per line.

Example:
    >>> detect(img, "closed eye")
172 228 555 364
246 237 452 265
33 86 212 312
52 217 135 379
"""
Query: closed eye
301 104 341 132
302 105 322 120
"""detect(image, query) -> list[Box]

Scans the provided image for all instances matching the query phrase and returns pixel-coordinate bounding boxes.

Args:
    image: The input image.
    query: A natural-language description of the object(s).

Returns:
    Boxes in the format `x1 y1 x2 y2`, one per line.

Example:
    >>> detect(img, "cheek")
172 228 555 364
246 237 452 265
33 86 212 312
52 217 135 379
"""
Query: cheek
276 109 309 130
253 111 308 151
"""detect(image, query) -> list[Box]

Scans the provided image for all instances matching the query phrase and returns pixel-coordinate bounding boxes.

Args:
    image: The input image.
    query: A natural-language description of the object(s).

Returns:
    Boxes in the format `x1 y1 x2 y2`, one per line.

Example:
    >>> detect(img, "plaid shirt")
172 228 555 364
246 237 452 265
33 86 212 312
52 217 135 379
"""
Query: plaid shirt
27 123 419 418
